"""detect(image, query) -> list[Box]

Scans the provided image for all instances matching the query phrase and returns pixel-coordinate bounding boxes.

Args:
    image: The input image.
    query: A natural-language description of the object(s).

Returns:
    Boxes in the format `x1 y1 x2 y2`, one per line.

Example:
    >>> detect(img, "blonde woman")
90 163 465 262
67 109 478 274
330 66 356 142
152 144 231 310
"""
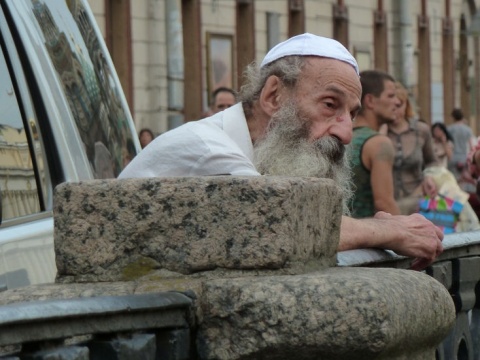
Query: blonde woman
384 82 437 215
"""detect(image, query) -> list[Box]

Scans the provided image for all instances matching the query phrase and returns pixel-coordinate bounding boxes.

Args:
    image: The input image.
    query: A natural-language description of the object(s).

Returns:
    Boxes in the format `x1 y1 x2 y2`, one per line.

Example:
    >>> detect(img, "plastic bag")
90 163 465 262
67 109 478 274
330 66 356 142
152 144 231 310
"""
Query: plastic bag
418 194 464 234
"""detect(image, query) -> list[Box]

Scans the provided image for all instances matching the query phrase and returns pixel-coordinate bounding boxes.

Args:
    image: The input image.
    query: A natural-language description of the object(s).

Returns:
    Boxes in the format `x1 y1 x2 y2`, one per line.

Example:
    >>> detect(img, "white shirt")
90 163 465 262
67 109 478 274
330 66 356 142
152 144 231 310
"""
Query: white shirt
118 103 260 178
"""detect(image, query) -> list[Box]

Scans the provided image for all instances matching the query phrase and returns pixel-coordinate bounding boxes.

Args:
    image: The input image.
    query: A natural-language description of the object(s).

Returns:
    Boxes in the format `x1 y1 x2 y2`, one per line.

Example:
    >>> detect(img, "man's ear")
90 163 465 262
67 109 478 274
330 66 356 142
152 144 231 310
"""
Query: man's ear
258 75 284 116
362 93 376 110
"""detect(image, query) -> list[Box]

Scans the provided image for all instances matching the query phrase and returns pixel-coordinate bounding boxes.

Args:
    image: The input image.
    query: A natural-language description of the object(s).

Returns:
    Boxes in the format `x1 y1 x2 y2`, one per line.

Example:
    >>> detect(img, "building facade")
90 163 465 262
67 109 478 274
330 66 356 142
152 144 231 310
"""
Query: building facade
87 0 480 136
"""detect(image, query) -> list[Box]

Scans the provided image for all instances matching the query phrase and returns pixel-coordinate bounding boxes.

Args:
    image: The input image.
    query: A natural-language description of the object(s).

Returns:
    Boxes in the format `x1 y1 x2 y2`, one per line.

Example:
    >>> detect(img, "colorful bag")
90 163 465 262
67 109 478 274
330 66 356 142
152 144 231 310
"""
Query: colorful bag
418 195 464 234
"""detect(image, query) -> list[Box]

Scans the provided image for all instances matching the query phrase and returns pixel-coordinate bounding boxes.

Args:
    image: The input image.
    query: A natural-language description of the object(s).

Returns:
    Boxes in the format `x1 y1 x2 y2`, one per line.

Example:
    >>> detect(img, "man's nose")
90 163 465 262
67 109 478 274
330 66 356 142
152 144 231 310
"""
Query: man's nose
310 115 353 145
326 111 354 145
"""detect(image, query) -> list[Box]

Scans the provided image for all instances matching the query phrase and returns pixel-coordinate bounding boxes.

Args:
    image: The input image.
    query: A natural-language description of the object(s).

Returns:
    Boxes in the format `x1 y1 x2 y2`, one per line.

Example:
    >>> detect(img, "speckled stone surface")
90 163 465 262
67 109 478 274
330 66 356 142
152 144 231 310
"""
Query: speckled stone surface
54 176 342 282
197 267 455 360
0 266 455 360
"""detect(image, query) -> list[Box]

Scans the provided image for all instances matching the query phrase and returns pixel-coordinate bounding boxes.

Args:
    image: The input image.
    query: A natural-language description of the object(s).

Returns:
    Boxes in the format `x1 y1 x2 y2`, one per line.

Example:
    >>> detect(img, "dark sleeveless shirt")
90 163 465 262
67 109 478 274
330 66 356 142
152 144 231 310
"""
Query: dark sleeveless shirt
348 127 379 218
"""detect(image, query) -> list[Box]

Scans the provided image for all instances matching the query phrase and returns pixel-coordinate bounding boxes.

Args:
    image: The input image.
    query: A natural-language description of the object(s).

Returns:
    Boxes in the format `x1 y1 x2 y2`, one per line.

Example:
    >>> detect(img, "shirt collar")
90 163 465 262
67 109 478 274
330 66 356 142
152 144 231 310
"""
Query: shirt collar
221 103 254 162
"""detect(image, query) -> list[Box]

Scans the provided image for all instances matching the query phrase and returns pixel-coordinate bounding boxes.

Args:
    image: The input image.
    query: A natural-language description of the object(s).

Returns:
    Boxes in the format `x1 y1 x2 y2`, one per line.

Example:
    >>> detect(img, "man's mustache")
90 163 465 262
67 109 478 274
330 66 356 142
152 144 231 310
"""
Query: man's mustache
313 136 345 164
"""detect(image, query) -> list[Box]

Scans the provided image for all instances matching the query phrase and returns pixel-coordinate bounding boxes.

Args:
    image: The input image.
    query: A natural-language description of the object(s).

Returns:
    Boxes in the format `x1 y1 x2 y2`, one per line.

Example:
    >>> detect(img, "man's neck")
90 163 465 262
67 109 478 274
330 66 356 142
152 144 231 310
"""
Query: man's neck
353 112 382 132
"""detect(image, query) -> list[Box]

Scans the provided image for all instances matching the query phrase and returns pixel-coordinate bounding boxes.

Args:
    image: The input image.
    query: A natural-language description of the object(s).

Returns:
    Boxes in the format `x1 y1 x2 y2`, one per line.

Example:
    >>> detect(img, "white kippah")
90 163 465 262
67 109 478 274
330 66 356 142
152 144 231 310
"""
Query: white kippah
260 33 359 75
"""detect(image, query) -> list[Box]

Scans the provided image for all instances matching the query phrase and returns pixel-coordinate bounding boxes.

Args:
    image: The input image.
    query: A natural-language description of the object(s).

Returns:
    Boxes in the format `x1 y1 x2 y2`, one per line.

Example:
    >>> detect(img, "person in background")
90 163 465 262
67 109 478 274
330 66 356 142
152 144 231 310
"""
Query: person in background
348 70 400 218
447 108 476 192
139 128 155 149
119 33 443 270
431 122 454 168
466 137 480 219
469 143 480 199
426 122 480 232
384 82 437 215
210 87 236 114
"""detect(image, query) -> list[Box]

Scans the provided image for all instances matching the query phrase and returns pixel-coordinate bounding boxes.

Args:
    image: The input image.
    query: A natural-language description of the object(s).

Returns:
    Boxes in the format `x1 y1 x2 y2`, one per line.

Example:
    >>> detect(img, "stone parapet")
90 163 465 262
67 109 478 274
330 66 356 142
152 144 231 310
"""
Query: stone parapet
53 177 342 282
0 266 455 360
0 176 457 359
198 267 455 360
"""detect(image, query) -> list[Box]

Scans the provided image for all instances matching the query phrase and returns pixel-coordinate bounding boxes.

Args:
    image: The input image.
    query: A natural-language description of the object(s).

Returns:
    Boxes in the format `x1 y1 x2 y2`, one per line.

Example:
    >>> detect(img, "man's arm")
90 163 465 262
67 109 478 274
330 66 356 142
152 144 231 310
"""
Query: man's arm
363 135 400 215
338 212 444 270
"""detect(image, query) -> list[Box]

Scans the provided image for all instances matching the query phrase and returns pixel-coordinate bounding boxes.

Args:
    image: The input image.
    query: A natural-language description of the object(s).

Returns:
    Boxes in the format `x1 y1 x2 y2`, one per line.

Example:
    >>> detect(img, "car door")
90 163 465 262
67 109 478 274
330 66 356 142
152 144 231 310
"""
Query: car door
0 0 140 290
0 8 55 289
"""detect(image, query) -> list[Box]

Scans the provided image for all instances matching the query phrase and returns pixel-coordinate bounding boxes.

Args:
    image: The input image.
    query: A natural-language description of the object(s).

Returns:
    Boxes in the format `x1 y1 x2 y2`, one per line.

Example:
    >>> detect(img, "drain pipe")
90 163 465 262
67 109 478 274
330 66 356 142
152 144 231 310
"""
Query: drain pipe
398 0 412 87
165 0 184 128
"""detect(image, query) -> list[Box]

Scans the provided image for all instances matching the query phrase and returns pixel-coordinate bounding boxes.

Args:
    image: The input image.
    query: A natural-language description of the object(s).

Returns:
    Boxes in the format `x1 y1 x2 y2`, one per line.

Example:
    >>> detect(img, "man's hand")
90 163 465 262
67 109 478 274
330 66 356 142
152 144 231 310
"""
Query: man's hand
373 211 443 270
339 213 444 271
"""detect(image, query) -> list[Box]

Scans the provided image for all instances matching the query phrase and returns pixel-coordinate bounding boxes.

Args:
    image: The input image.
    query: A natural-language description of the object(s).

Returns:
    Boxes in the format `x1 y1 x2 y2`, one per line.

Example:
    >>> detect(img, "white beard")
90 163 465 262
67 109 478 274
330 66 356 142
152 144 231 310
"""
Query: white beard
253 100 353 214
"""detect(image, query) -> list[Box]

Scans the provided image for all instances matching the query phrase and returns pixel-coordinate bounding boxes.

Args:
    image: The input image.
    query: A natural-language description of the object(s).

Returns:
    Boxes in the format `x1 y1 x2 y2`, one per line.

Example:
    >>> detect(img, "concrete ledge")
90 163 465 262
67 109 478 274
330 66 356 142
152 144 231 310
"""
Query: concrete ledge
197 267 456 360
54 177 342 281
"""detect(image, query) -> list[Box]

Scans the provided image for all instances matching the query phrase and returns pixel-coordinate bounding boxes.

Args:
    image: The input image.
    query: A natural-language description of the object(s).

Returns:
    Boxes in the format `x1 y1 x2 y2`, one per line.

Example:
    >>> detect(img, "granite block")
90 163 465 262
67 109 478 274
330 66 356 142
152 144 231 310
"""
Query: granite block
54 176 342 282
197 267 456 360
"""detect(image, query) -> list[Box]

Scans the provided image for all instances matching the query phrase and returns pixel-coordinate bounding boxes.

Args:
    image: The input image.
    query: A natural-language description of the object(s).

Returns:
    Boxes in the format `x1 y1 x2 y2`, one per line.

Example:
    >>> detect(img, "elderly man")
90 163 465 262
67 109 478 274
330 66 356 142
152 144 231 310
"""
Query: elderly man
120 33 443 270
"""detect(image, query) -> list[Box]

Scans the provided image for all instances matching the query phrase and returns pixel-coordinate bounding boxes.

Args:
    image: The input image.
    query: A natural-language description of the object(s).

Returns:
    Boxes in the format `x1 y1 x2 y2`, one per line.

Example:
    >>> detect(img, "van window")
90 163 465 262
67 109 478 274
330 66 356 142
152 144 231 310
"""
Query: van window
0 46 41 221
30 0 136 177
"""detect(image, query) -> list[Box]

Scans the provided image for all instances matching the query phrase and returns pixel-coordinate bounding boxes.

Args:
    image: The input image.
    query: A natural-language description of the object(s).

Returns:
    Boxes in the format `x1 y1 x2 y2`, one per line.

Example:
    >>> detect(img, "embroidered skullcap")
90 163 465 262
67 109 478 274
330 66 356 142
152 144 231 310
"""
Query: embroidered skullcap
260 33 359 75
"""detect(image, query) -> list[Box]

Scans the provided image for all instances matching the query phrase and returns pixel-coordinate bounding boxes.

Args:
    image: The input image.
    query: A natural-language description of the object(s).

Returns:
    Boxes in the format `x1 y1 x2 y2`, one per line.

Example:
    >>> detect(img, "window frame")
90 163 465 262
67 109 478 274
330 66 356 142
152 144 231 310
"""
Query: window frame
0 4 51 226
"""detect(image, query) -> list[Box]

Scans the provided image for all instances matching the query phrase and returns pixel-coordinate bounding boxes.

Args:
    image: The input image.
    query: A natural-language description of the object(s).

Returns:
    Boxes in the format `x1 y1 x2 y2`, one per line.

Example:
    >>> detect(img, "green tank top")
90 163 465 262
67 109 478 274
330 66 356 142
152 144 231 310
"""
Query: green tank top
348 127 379 218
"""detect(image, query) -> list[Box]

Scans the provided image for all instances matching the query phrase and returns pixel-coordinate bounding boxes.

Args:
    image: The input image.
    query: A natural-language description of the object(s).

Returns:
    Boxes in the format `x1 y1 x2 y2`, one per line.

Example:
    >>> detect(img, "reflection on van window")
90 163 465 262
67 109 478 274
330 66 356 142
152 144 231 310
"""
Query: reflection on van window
0 49 40 220
31 0 136 178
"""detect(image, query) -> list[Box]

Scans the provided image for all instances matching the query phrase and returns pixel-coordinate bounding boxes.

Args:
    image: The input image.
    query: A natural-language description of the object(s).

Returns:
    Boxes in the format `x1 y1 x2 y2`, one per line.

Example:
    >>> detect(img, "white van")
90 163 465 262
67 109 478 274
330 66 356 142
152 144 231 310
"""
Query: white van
0 0 140 290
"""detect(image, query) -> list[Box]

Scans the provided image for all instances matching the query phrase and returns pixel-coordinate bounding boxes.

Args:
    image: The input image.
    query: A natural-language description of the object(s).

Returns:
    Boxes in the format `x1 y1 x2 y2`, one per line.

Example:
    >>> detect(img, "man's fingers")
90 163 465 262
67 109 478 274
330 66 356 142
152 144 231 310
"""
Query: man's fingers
436 238 444 256
374 211 392 219
434 226 444 241
410 258 431 271
410 235 442 271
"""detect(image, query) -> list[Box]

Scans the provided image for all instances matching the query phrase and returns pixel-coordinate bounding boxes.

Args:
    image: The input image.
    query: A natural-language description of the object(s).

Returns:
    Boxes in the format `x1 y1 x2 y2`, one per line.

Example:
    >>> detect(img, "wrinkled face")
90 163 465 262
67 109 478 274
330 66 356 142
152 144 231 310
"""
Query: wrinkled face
287 57 362 145
374 80 399 124
212 91 236 113
253 58 360 214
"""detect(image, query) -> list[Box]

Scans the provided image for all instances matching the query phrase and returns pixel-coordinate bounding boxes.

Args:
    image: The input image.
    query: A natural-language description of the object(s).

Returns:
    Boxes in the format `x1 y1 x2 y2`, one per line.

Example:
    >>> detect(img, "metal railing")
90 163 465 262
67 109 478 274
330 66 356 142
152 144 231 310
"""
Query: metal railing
0 292 194 359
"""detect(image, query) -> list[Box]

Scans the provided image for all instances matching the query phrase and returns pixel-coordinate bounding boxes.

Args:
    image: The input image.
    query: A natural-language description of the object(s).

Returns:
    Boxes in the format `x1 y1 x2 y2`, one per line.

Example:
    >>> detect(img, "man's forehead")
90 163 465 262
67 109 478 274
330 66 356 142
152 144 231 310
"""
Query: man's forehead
305 56 357 72
303 58 361 97
382 80 396 93
215 92 235 102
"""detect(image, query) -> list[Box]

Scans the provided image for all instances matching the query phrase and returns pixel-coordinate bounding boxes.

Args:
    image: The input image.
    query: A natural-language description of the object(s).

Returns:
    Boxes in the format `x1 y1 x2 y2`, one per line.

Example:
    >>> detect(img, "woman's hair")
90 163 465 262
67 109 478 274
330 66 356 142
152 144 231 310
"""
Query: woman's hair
139 128 154 139
431 122 454 142
395 82 415 119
